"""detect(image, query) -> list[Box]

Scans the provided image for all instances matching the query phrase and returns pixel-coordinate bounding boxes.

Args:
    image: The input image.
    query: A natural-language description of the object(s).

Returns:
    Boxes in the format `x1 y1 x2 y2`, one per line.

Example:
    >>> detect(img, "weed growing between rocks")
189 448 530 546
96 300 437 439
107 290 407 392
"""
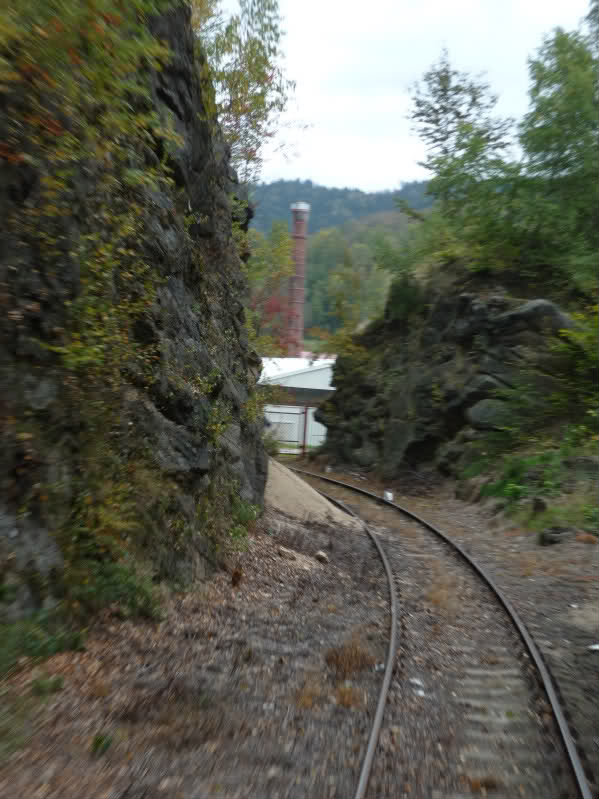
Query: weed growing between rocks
325 637 375 679
462 411 598 540
30 674 63 697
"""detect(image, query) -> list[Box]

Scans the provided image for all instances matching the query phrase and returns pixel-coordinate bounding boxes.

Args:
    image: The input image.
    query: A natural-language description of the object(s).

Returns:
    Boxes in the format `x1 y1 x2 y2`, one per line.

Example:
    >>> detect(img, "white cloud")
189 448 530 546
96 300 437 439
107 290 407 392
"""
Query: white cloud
225 0 591 190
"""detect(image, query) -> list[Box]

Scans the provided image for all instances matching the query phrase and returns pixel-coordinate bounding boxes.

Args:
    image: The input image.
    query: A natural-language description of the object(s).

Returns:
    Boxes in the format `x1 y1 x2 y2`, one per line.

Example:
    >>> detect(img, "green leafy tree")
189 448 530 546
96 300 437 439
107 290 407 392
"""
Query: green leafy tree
193 0 294 184
400 10 598 289
305 223 393 337
326 249 361 333
517 24 599 290
404 50 523 273
409 49 512 212
250 179 431 234
586 0 599 56
305 227 346 332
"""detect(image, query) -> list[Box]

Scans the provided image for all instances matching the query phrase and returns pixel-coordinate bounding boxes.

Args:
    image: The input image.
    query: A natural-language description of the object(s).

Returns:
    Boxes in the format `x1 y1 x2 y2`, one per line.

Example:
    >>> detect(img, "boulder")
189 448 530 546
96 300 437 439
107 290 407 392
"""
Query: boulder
353 441 379 468
538 527 571 546
317 287 572 477
465 399 510 430
493 299 573 335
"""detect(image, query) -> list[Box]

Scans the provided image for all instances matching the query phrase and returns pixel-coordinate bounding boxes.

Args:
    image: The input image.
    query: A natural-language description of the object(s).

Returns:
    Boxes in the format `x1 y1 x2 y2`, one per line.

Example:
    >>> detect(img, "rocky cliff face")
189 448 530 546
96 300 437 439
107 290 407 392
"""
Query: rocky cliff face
0 5 266 619
317 282 572 479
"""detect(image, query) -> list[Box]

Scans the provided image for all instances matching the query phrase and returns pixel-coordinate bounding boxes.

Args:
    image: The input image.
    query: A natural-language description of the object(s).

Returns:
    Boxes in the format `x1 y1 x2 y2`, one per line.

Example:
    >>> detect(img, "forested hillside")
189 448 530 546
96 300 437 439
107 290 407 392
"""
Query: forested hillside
245 206 411 354
250 178 431 233
245 180 431 351
305 210 409 336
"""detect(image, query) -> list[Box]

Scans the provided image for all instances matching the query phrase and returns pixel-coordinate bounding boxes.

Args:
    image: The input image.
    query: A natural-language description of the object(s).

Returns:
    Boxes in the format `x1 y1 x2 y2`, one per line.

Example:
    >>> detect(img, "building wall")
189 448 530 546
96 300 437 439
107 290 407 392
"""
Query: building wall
264 404 327 452
273 365 334 390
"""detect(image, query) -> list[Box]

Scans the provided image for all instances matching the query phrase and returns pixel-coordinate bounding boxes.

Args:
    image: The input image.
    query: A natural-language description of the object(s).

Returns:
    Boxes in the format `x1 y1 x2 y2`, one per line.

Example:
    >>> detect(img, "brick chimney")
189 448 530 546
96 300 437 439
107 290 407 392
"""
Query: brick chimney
288 202 310 356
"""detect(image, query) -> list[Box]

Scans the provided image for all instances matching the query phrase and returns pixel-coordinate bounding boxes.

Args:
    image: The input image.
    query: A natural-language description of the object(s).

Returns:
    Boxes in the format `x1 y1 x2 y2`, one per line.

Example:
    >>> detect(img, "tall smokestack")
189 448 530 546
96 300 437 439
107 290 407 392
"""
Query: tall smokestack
288 201 310 356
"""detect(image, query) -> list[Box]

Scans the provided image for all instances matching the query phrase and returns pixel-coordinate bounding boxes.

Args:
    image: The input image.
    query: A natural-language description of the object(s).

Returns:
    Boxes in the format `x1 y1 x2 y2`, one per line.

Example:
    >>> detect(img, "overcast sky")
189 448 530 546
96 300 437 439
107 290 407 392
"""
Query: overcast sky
226 0 590 192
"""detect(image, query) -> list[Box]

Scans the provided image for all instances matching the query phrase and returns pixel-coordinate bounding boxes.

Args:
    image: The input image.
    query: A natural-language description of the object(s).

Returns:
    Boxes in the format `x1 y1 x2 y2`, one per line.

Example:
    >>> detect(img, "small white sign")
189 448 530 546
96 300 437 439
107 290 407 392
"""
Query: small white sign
383 490 394 502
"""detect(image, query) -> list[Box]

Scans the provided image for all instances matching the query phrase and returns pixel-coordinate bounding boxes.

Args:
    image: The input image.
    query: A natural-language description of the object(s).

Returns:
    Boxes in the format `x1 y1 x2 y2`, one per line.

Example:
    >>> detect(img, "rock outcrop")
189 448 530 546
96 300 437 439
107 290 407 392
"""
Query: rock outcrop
0 5 266 619
317 285 572 479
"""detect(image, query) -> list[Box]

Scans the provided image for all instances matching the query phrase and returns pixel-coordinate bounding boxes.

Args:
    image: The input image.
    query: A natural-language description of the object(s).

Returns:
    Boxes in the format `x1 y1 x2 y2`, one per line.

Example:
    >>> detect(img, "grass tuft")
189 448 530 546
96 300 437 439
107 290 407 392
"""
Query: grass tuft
325 638 374 679
30 674 64 697
91 733 113 757
336 681 363 708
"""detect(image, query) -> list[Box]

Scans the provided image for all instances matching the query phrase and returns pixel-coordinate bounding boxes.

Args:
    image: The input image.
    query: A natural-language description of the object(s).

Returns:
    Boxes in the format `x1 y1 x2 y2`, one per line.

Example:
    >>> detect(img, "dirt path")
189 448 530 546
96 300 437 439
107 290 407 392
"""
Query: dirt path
265 457 361 528
0 464 385 799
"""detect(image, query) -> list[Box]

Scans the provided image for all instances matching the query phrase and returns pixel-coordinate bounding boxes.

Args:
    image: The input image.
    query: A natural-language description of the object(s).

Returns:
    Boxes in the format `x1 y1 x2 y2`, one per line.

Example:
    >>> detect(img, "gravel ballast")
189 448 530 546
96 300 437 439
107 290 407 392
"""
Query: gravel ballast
299 473 578 799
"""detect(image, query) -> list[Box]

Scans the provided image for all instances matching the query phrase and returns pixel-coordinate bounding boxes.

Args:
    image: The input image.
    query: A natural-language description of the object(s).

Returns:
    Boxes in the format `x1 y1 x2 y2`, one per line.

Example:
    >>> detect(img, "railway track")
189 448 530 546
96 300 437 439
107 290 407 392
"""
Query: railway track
291 467 594 799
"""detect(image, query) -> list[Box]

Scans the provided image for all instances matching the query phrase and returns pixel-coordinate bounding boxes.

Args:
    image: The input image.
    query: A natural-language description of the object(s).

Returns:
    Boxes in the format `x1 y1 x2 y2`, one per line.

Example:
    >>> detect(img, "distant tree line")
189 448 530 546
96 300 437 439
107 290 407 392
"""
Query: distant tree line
249 179 431 234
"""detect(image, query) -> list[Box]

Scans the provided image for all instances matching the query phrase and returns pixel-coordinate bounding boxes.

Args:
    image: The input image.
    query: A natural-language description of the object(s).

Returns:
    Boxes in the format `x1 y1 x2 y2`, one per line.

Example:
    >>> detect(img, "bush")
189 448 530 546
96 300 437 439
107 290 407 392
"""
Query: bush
228 499 260 550
464 418 598 535
31 675 64 697
385 274 427 324
0 611 85 678
583 504 599 536
480 451 564 506
65 559 159 620
231 499 260 527
550 307 598 415
263 430 280 456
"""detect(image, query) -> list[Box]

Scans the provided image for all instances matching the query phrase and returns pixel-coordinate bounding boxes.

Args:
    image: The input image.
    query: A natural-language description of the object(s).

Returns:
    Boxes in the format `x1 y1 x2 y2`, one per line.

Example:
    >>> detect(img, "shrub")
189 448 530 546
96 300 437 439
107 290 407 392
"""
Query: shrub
263 430 281 456
480 451 565 505
384 274 427 324
0 611 85 678
583 504 599 536
228 499 260 550
65 559 159 620
91 733 113 757
30 674 64 697
231 499 260 527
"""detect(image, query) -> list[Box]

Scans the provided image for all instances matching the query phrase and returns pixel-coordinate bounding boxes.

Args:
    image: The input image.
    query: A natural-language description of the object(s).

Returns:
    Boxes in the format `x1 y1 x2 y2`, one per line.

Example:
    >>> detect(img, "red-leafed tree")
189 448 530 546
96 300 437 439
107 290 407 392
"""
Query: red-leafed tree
245 221 294 355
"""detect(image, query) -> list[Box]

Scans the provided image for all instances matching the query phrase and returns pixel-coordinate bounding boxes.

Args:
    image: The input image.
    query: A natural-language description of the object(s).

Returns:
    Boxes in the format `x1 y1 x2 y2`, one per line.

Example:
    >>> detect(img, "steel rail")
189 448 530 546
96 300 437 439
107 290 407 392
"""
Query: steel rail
311 489 398 799
292 467 593 799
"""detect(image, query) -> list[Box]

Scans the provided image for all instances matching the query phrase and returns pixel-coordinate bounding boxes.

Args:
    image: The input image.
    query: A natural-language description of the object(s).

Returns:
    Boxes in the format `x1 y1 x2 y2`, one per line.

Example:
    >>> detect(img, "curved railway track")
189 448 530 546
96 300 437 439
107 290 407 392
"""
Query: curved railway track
291 467 594 799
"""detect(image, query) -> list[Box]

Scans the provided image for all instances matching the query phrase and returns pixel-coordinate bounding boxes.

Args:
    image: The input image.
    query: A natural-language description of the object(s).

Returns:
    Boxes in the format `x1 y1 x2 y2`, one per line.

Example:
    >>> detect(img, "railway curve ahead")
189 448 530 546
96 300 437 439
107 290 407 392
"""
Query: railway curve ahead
292 467 594 799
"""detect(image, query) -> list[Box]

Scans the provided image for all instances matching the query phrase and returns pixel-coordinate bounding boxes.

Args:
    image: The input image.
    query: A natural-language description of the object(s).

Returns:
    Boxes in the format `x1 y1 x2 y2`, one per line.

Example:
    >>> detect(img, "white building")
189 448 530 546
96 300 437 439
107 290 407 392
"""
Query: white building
260 357 336 453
